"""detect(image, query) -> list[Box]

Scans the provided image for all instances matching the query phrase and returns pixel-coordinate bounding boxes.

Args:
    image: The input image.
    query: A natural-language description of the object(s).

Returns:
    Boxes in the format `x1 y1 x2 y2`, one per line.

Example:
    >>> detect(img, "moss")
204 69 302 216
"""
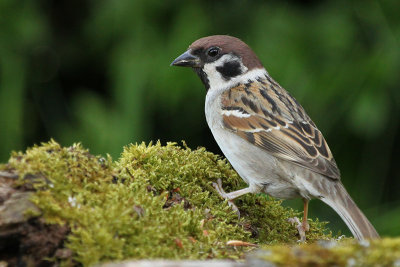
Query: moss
2 140 332 266
256 237 400 266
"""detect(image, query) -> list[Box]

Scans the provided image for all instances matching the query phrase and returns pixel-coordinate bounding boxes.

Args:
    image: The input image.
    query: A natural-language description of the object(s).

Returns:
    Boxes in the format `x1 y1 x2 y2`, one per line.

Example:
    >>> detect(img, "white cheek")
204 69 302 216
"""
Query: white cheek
203 54 270 93
203 54 248 90
203 62 224 88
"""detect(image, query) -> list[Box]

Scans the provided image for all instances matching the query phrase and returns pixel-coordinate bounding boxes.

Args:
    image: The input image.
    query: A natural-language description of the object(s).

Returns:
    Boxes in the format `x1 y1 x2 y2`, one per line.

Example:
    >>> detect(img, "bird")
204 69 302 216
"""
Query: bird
170 35 379 241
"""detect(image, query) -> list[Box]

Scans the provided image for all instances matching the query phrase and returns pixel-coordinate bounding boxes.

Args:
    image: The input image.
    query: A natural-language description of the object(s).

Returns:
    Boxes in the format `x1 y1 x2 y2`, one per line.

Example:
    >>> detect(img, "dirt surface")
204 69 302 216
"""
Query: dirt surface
0 170 70 266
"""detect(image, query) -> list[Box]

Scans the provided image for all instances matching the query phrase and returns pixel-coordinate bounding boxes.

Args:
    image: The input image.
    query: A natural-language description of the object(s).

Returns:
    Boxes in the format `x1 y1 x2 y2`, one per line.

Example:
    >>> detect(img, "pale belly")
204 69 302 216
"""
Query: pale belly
209 125 303 199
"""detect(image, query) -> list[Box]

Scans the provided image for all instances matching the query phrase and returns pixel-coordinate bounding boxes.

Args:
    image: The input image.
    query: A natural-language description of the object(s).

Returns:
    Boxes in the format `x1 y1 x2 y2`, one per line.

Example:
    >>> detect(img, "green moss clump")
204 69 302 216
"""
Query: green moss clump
257 237 400 266
2 140 331 266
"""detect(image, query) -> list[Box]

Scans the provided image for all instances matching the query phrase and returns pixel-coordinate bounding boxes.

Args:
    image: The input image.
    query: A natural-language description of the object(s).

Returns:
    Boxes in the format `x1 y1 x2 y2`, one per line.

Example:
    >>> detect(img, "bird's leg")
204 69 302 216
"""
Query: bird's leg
288 198 310 242
212 178 253 218
302 199 310 232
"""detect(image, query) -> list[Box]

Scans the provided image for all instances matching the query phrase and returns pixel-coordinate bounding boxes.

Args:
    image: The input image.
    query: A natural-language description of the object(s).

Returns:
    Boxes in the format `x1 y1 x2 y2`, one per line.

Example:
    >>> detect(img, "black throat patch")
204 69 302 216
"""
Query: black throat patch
193 68 210 90
216 61 243 80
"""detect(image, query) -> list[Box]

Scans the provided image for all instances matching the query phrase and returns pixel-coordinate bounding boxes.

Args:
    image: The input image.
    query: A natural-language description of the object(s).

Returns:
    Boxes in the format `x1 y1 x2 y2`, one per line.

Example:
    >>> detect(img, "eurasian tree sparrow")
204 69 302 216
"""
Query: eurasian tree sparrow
171 35 379 241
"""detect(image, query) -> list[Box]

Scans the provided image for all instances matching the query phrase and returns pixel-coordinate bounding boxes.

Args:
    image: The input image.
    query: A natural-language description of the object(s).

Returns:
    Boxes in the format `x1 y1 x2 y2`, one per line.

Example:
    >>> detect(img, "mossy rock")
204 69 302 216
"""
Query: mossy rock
0 140 332 266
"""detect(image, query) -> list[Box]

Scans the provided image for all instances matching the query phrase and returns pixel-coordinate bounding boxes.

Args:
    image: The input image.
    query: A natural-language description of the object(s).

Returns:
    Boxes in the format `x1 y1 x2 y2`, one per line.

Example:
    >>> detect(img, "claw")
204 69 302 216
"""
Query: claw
213 179 241 218
227 200 240 218
288 217 309 242
212 178 228 199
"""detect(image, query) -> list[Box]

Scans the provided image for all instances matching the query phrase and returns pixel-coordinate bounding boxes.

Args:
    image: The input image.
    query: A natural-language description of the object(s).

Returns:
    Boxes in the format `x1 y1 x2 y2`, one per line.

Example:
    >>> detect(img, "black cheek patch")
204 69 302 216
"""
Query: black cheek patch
216 61 243 80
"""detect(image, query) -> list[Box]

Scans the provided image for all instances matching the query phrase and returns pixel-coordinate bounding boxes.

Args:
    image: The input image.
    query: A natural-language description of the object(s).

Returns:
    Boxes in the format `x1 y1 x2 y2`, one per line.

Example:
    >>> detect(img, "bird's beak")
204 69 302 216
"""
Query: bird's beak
170 50 201 67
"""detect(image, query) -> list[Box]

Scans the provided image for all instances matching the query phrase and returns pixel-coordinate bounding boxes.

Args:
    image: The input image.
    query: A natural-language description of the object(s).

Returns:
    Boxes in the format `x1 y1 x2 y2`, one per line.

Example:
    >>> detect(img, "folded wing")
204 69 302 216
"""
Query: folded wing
221 78 340 180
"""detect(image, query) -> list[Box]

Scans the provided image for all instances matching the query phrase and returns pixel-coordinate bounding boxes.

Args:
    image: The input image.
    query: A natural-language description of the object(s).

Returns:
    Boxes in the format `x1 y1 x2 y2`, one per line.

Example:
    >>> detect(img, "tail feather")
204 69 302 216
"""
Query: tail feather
320 182 379 240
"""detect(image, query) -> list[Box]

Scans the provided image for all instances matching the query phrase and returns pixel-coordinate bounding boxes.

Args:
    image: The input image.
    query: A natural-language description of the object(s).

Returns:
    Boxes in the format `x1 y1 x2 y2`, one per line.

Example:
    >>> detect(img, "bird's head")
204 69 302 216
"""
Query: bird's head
171 35 264 90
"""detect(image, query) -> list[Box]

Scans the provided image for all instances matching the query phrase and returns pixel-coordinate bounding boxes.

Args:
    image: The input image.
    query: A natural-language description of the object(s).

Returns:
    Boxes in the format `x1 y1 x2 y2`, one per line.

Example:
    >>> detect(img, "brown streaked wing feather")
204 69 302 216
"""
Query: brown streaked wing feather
221 79 340 179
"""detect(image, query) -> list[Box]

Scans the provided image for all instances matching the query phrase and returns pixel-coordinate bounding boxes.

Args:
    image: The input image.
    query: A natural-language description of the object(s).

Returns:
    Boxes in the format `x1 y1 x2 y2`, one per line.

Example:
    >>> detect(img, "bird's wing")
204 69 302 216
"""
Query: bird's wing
220 77 340 179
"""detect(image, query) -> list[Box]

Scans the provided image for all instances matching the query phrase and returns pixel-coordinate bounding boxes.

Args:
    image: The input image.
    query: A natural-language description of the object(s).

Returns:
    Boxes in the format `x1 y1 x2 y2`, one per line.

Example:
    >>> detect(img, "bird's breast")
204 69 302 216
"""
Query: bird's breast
205 92 277 187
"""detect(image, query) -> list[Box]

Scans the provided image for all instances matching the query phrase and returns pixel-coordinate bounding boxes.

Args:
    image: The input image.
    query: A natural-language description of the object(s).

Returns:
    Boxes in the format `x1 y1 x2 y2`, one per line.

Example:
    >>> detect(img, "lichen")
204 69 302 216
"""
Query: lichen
2 140 332 266
256 237 400 266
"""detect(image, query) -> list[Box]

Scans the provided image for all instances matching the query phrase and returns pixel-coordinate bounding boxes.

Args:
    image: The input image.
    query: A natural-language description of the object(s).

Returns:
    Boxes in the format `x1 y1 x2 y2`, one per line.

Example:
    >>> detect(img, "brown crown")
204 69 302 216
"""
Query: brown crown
189 35 264 70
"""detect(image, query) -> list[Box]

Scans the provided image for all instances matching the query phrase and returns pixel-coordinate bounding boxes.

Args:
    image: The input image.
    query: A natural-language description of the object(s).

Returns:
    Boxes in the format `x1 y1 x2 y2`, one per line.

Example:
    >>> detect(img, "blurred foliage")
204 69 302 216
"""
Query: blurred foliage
0 0 399 237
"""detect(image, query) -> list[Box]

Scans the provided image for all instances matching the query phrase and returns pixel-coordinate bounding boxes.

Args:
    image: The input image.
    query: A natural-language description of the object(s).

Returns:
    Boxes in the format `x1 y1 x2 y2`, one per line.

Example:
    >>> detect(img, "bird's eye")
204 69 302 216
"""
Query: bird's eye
207 47 220 57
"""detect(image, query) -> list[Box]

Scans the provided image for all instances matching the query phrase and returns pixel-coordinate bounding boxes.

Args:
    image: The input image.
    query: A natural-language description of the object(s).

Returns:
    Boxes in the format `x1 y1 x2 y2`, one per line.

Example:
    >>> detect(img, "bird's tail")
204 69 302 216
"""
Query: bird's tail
320 182 379 240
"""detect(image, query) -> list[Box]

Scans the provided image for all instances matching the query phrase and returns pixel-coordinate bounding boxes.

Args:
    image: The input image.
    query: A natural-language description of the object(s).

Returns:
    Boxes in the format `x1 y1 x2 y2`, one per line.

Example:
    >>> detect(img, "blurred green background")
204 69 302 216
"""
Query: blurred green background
1 0 399 237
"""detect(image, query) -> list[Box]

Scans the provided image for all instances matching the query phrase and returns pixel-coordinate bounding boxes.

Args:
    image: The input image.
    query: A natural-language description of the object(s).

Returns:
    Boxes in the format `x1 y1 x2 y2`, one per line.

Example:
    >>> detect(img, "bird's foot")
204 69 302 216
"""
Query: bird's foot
212 178 240 218
288 217 309 242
